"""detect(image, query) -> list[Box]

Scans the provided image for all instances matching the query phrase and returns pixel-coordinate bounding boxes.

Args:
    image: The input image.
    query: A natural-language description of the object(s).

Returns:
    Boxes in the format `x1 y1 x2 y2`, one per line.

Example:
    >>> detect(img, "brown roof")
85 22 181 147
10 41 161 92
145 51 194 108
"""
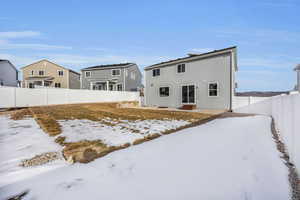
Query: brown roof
144 46 237 70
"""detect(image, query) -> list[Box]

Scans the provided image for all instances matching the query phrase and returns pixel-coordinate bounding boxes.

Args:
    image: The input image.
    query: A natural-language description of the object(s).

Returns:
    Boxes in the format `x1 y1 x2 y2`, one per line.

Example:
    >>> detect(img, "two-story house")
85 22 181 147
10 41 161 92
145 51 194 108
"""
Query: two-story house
0 59 18 87
81 63 142 91
21 59 80 89
144 46 237 111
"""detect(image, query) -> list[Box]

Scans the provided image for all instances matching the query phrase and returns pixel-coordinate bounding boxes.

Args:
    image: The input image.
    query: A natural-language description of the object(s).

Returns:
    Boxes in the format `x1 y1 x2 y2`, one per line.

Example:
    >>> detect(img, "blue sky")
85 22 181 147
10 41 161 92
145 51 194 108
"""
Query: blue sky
0 0 299 91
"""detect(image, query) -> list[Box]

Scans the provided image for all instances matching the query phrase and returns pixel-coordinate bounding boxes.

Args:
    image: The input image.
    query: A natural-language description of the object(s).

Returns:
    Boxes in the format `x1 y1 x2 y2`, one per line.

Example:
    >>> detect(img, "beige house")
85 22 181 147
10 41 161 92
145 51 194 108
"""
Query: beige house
21 59 80 89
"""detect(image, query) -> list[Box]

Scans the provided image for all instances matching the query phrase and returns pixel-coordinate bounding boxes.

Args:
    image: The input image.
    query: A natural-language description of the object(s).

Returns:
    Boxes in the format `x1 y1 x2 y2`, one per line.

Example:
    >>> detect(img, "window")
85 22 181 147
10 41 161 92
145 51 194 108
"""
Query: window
109 84 114 91
117 84 123 91
39 70 44 76
159 87 169 97
177 64 185 73
55 83 61 88
85 71 91 77
30 70 34 76
208 83 219 97
112 69 120 76
152 68 160 77
58 70 64 76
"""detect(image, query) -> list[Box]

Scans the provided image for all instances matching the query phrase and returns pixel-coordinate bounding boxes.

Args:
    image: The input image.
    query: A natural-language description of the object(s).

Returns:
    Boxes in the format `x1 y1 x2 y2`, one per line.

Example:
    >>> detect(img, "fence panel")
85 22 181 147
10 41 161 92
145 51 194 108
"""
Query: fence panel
0 87 140 108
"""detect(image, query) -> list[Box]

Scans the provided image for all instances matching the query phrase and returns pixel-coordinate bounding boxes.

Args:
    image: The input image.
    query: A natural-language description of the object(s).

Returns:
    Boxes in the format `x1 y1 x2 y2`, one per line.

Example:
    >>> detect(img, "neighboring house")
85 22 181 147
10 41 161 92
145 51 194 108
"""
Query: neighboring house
21 59 80 89
294 64 300 92
144 46 238 111
81 63 142 91
0 59 18 87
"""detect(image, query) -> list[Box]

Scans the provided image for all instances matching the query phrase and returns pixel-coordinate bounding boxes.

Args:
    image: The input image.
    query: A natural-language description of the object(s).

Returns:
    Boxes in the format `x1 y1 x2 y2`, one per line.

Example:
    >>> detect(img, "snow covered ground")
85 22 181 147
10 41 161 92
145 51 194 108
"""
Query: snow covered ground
0 115 67 187
58 118 190 146
0 115 290 200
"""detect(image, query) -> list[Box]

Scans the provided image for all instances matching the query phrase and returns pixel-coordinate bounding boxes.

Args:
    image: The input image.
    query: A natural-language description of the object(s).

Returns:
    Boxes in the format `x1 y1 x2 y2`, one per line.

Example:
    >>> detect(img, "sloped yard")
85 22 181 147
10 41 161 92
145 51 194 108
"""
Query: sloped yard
0 115 291 199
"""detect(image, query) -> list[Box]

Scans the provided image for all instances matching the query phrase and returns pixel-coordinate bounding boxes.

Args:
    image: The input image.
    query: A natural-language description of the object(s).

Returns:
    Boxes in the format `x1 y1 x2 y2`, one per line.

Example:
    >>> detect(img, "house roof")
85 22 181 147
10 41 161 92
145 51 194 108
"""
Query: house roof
294 64 300 71
144 46 237 70
21 59 80 75
81 63 135 71
0 59 18 72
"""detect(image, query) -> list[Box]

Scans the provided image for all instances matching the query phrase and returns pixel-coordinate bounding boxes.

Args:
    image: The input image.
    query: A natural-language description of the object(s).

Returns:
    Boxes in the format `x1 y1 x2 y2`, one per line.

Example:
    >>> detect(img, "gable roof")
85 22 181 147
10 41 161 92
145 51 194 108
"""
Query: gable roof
294 64 300 71
81 63 135 71
0 59 18 72
144 46 237 70
21 59 80 75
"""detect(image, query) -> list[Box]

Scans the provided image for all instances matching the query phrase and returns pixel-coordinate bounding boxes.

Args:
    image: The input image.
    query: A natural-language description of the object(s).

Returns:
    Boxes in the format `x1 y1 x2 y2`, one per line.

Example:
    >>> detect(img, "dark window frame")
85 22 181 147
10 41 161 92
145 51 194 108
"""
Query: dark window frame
38 70 44 76
177 64 185 73
159 87 170 97
152 68 160 77
112 69 121 76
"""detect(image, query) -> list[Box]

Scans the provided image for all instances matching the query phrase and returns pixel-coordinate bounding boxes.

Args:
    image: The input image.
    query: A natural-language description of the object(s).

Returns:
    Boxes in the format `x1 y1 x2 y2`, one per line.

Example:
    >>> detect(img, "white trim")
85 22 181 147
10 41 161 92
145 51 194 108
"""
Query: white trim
85 71 91 78
208 82 219 97
180 84 196 105
111 69 121 76
158 86 170 97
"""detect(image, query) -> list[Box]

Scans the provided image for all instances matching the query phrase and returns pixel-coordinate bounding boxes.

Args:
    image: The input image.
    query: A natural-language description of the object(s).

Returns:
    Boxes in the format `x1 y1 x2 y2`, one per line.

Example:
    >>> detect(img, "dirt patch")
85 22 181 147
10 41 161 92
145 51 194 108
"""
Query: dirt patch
271 117 300 200
8 102 216 164
20 152 63 167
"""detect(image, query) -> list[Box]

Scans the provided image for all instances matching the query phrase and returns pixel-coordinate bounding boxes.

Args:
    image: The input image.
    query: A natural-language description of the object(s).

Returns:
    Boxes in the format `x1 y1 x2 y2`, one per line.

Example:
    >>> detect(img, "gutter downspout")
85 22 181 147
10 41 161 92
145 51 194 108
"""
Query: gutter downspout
123 68 126 91
229 51 233 112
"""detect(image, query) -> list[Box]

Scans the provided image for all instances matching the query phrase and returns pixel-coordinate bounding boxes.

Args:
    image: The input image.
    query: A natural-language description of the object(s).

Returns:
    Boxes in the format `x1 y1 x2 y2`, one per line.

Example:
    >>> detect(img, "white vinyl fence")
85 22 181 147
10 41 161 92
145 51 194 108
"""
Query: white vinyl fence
235 93 300 172
0 87 140 108
232 96 270 109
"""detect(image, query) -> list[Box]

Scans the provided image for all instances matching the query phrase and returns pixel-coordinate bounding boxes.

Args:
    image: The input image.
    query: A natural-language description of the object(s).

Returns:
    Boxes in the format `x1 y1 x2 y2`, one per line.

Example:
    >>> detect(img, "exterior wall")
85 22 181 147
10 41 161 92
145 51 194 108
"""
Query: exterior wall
0 61 18 87
125 65 142 91
145 53 233 110
22 60 80 89
69 71 80 89
81 67 126 90
81 65 142 91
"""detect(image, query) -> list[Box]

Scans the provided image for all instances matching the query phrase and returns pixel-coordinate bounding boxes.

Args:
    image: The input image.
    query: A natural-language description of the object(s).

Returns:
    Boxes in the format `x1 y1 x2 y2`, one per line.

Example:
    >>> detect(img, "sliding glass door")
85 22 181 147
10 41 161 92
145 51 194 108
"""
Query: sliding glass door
182 85 195 104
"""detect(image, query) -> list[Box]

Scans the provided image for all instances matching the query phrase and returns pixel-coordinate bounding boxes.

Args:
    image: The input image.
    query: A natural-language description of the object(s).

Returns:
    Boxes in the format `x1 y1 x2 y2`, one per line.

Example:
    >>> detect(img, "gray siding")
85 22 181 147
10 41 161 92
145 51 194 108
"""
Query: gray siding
145 53 235 110
81 64 142 91
69 71 80 89
0 61 18 87
125 65 142 91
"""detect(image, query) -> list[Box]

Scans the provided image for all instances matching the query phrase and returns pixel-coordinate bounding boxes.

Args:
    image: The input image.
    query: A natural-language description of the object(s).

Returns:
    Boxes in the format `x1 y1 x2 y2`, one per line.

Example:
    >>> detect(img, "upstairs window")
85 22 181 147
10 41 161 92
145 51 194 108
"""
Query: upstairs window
30 70 34 76
159 87 169 97
152 68 160 77
85 71 91 77
112 69 120 76
177 64 185 73
208 83 219 97
58 70 64 76
39 70 44 76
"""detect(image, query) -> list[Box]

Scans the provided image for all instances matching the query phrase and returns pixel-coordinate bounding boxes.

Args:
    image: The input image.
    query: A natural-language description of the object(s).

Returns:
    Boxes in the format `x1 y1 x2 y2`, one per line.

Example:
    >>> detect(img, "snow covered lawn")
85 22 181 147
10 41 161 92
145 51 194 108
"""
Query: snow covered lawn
0 115 67 187
0 115 290 199
58 118 190 146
